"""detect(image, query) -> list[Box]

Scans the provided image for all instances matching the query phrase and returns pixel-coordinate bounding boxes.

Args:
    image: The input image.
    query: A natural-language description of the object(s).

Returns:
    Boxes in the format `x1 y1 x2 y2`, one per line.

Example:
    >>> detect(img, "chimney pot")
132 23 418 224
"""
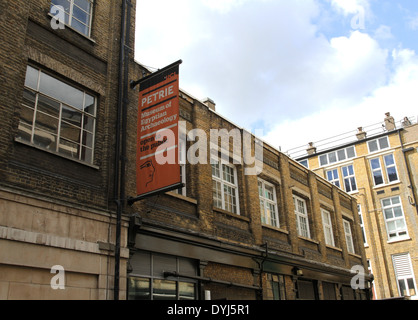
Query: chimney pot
204 98 216 111
356 127 367 140
384 112 396 131
307 142 316 155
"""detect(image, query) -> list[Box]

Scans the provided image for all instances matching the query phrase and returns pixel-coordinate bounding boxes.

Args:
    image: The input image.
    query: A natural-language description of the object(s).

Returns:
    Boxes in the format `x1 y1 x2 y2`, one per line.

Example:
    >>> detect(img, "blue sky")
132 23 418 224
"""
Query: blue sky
135 0 418 153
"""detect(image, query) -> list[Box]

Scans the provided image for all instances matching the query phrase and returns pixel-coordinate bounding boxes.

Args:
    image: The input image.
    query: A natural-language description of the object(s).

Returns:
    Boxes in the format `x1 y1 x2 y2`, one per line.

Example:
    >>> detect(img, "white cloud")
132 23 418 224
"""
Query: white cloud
201 0 250 14
134 0 417 156
329 0 369 15
374 25 393 40
264 46 418 153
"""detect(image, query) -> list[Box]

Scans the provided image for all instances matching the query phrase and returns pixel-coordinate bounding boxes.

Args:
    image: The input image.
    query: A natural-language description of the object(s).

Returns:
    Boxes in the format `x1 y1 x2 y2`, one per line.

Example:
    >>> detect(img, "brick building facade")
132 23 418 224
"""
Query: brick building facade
1 0 371 300
0 0 136 299
126 77 373 300
296 114 418 300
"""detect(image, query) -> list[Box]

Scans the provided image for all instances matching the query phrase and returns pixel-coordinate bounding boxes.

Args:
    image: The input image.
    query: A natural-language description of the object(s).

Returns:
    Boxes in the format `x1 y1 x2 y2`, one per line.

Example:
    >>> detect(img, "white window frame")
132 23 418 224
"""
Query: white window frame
370 157 384 186
326 168 340 188
341 164 357 193
318 146 356 167
258 179 279 228
383 154 399 183
321 209 335 247
367 136 390 154
211 159 240 215
50 0 94 38
298 159 309 169
17 65 96 164
357 204 368 246
392 253 417 298
343 220 355 254
293 195 311 238
381 196 408 241
175 139 186 196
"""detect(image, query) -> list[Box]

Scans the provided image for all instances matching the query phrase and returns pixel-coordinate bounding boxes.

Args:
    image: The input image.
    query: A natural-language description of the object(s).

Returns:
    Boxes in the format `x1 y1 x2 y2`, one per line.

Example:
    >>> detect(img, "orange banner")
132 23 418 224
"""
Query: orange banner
136 62 182 197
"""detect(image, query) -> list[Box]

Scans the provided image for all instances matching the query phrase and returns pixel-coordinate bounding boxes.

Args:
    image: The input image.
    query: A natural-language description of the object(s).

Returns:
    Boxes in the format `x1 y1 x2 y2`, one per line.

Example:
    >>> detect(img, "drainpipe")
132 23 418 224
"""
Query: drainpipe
114 0 131 300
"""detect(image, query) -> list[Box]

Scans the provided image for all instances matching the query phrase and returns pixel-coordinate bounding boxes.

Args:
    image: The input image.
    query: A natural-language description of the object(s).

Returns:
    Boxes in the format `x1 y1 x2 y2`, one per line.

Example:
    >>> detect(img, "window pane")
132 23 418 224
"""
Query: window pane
82 130 94 148
22 89 36 109
337 149 346 161
260 200 266 223
407 279 416 296
387 167 398 182
128 277 150 300
51 0 71 13
71 18 89 36
379 137 389 149
153 279 176 300
393 206 403 218
328 152 337 163
327 171 333 181
60 122 81 144
24 66 39 90
62 105 82 127
74 0 91 12
72 4 89 24
84 94 95 115
368 140 378 152
373 170 383 185
35 111 58 135
386 221 396 232
59 138 80 159
382 199 391 207
346 146 355 158
39 72 84 110
370 158 380 170
81 146 93 163
398 280 407 296
222 165 234 184
350 177 357 191
319 155 328 166
211 163 220 178
37 95 60 118
344 179 351 192
179 282 195 300
17 107 34 142
33 128 57 151
212 180 222 208
384 154 394 166
392 196 400 205
265 185 274 200
396 219 405 230
384 208 393 220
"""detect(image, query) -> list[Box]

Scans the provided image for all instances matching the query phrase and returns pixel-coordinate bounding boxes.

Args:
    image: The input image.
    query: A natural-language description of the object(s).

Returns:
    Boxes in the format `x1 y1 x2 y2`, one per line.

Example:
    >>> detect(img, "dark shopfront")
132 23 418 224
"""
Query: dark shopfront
126 223 372 301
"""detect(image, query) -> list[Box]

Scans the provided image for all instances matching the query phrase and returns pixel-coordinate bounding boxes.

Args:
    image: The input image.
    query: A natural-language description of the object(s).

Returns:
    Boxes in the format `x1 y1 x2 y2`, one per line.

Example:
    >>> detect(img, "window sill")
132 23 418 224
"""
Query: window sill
213 207 249 222
298 236 319 245
326 244 342 252
261 224 289 234
15 138 99 170
348 252 362 259
372 181 401 190
387 237 411 244
47 13 96 44
166 191 197 205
